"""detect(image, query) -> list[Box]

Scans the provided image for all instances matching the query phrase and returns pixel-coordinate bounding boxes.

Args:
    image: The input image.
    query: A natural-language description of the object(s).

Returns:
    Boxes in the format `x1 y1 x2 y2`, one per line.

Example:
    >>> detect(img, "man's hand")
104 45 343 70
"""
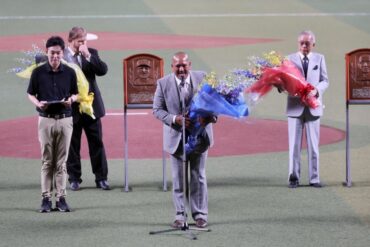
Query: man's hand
61 95 77 108
175 115 193 129
308 87 319 98
78 44 91 59
199 115 217 127
38 101 48 111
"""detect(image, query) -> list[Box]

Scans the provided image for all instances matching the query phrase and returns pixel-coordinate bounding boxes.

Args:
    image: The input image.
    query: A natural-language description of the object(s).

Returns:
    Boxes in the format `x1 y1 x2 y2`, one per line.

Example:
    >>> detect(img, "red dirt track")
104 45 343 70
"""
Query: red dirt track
0 32 280 52
0 32 344 159
0 111 345 159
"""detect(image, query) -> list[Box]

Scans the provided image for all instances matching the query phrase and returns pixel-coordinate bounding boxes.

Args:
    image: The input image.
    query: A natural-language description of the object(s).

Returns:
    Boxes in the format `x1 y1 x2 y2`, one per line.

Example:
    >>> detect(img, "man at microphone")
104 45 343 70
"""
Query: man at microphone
153 52 216 229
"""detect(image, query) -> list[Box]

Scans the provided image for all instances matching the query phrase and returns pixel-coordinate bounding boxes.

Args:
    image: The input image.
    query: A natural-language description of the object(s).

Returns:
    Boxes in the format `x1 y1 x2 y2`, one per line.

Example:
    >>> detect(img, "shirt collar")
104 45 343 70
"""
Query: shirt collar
46 61 64 72
68 46 79 57
299 52 312 60
175 74 190 86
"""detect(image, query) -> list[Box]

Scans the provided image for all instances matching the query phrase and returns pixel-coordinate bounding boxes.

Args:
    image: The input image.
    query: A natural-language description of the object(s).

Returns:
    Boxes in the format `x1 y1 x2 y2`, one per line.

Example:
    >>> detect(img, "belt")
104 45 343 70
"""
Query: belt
39 112 72 119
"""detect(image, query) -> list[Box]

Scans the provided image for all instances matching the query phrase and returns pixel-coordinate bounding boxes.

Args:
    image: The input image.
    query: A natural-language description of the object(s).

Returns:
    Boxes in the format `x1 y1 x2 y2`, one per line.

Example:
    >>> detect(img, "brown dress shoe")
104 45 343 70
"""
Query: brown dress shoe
195 219 208 228
171 220 184 229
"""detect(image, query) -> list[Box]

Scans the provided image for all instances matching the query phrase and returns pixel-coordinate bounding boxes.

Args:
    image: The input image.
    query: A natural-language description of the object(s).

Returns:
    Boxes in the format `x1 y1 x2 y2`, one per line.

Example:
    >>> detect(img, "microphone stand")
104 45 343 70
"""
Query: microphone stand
149 76 210 240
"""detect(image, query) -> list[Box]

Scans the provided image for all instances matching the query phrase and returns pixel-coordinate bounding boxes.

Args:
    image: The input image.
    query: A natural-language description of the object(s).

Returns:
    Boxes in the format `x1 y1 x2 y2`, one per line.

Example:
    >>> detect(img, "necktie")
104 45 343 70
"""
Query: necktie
302 56 309 79
179 81 191 111
182 82 190 101
71 53 81 67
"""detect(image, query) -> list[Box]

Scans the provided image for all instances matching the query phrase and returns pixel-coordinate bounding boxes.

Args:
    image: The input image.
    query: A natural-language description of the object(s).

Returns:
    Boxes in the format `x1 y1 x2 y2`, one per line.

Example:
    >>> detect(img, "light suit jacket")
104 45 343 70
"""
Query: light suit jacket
153 71 214 155
286 52 329 117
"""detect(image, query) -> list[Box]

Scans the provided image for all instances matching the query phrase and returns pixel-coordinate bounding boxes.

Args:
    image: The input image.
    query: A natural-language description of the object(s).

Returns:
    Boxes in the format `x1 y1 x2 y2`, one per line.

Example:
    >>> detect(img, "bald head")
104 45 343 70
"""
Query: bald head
171 51 191 79
172 52 188 63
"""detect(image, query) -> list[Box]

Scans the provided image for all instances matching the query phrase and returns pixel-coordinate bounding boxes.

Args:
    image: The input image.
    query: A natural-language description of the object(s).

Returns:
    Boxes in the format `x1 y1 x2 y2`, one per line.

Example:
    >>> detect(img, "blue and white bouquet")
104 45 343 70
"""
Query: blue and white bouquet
185 70 253 154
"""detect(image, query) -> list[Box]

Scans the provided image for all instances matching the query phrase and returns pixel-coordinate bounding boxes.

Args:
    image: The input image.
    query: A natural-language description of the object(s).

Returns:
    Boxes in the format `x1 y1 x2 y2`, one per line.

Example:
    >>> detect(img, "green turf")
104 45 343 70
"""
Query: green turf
1 0 370 246
1 153 370 246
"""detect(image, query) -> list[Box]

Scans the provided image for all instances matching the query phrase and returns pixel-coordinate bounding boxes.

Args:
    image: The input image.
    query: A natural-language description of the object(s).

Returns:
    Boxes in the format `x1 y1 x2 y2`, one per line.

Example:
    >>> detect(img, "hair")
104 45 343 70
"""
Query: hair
68 26 87 42
173 51 188 60
45 36 65 50
298 30 316 44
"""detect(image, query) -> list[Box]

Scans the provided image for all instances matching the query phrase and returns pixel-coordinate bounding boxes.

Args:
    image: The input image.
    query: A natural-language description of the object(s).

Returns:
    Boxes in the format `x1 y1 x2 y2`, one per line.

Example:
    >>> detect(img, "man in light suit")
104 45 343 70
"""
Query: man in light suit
64 27 110 191
153 52 216 228
286 30 329 188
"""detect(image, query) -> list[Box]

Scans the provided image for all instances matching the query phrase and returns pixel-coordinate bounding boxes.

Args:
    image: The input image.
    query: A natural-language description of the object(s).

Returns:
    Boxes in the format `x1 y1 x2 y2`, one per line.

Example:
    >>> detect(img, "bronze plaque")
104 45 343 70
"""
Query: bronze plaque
346 49 370 101
124 54 164 106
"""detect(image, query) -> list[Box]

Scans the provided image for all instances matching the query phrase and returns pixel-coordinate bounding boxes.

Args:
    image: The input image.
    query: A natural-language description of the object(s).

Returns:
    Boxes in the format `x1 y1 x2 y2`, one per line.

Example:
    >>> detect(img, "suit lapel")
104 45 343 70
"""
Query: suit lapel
169 74 182 111
64 49 74 63
291 53 305 76
189 71 196 96
306 53 318 77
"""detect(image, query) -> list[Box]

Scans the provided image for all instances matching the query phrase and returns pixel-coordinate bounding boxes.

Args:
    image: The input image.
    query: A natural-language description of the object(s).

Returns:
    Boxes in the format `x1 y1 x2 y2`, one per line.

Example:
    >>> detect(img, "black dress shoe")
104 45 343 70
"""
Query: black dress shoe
96 180 111 190
69 181 80 191
309 183 323 188
288 180 299 188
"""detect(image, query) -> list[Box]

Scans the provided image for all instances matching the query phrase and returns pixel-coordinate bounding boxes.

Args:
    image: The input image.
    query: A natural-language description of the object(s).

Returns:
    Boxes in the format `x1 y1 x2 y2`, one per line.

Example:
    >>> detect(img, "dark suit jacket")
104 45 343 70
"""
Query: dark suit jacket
64 48 108 121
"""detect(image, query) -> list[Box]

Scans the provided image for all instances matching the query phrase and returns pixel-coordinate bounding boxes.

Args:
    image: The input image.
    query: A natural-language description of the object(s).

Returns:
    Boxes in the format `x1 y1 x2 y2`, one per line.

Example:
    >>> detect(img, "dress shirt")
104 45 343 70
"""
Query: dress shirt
172 74 191 124
67 47 91 66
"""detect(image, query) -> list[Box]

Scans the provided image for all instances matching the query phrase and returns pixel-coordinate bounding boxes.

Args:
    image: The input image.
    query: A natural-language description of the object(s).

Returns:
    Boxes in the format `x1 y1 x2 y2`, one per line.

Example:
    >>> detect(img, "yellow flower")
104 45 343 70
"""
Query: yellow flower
65 61 95 119
205 71 218 88
263 51 283 67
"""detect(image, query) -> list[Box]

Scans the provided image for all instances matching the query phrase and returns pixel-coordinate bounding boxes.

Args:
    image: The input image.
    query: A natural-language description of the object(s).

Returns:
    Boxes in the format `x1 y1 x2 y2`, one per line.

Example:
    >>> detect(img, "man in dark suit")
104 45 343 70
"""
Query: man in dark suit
286 30 329 189
153 52 216 228
65 27 110 191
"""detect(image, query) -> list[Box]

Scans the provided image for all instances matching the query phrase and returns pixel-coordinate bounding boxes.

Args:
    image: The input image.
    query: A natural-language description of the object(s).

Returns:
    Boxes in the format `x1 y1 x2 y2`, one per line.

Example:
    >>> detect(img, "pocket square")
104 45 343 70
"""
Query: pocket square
313 65 318 70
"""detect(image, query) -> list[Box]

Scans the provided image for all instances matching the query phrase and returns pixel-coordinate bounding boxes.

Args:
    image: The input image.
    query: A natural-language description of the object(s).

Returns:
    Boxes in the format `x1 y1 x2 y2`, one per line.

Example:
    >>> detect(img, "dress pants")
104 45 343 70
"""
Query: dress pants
67 114 108 183
170 150 208 222
288 108 320 184
38 116 73 199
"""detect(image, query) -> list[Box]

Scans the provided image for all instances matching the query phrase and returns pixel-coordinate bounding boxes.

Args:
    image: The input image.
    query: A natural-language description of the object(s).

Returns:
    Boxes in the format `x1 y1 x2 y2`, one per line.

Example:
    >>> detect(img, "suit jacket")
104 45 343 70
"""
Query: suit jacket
64 48 108 121
153 71 214 155
286 52 329 117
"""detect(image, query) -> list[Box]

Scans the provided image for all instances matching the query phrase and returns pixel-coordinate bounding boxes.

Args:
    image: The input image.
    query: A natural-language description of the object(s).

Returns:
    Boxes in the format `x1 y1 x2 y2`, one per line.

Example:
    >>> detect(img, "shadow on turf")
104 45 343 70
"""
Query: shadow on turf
0 183 40 191
208 215 367 227
67 178 370 192
208 176 286 188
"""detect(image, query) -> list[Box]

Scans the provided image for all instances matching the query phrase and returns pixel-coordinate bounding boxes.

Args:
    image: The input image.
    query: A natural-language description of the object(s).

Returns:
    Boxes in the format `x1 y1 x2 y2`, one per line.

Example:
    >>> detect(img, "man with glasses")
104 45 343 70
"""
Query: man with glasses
286 30 329 189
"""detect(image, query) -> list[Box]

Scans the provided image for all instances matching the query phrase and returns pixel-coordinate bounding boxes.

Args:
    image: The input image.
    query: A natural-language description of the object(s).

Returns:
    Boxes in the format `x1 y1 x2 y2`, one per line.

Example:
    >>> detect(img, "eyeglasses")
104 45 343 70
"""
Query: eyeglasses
299 41 311 46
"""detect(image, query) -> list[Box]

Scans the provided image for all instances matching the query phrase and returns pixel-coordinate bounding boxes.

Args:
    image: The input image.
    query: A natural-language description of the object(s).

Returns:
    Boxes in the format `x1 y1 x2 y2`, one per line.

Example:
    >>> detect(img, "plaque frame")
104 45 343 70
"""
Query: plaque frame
122 53 167 192
123 53 164 108
345 48 370 187
346 48 370 104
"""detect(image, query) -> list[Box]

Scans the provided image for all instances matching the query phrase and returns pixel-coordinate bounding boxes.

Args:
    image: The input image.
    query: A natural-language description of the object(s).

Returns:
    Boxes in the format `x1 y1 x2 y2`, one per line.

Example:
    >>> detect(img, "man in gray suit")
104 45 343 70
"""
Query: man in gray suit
286 30 329 188
153 52 215 228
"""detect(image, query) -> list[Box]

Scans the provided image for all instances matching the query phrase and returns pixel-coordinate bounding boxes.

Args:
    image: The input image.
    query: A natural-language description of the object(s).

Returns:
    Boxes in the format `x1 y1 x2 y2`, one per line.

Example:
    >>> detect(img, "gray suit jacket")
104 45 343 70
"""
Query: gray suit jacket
153 71 214 154
286 52 329 117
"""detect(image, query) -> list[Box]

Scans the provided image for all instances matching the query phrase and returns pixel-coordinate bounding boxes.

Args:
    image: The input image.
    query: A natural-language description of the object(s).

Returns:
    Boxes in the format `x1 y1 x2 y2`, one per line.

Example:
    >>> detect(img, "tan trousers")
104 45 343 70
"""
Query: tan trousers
38 116 73 199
